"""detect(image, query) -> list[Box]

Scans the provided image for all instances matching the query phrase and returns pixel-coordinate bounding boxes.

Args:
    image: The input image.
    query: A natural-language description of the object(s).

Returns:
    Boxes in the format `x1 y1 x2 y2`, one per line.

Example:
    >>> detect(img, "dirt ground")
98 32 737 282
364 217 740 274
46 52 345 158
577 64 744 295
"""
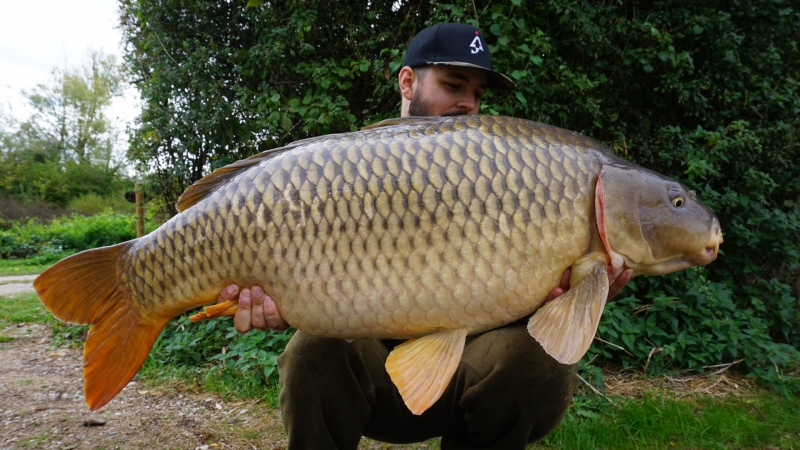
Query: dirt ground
0 321 292 450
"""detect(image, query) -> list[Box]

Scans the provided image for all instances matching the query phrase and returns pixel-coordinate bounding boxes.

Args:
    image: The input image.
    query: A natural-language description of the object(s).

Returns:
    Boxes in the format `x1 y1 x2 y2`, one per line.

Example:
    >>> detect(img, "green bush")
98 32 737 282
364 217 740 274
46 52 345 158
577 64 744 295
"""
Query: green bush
68 192 134 216
0 211 137 259
150 314 292 386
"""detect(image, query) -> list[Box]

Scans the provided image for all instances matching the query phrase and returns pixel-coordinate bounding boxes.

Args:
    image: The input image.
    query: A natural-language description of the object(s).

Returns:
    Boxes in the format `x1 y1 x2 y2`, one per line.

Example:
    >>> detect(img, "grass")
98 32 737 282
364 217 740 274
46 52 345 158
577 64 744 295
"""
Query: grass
0 292 50 330
533 391 800 449
0 291 88 346
0 258 50 276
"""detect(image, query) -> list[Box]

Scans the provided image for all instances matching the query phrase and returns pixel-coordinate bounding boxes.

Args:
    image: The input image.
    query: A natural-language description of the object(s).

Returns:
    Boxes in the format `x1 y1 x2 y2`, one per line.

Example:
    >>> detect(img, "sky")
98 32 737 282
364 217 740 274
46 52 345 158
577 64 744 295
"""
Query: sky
0 0 139 141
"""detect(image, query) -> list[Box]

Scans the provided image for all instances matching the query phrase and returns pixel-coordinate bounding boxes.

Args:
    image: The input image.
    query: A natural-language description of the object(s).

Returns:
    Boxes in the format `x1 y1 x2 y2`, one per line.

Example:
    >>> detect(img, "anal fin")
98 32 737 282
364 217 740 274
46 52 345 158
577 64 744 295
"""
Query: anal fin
385 328 468 415
189 300 238 322
528 255 609 365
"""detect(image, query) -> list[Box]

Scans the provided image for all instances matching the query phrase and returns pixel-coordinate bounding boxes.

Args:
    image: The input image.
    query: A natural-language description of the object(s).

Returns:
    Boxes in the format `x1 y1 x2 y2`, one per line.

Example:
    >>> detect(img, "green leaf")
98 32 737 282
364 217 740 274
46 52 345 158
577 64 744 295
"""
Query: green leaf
246 0 264 7
510 70 528 80
515 91 528 106
280 116 292 132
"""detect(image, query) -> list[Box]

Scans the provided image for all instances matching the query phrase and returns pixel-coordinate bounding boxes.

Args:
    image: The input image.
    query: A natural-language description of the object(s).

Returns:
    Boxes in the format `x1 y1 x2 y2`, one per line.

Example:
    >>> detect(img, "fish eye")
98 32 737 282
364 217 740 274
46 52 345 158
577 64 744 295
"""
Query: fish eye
672 197 685 208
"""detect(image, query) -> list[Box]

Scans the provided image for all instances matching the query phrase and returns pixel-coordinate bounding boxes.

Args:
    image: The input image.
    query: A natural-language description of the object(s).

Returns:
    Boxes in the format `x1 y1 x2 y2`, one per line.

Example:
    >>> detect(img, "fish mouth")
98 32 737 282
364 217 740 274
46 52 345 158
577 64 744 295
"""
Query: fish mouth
687 221 723 266
635 258 694 276
628 222 723 276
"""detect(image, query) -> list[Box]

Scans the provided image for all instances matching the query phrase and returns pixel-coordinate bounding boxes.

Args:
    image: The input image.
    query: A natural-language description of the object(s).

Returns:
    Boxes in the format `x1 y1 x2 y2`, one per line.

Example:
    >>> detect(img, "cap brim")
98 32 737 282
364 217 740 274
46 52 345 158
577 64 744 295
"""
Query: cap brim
426 61 517 90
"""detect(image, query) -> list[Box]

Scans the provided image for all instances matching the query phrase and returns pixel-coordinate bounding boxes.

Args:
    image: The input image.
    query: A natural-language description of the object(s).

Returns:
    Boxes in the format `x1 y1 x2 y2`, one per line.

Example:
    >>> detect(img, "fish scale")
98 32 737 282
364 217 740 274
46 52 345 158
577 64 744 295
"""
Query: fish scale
118 116 595 338
35 114 722 413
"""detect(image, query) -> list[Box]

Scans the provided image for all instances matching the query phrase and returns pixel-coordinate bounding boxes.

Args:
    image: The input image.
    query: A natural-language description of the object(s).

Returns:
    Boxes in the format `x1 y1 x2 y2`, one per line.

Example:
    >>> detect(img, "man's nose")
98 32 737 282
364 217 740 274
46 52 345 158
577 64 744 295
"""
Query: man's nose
456 95 476 113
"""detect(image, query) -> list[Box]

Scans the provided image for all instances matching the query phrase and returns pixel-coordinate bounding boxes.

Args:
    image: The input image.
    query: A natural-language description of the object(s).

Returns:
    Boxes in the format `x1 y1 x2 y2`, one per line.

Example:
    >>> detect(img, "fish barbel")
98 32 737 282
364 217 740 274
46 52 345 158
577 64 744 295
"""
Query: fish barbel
34 115 722 414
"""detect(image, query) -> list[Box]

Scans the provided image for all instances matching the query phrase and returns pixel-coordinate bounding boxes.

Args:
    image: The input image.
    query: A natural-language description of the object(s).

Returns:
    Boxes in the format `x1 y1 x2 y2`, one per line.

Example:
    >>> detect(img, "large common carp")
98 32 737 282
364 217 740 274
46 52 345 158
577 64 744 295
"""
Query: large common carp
34 115 722 415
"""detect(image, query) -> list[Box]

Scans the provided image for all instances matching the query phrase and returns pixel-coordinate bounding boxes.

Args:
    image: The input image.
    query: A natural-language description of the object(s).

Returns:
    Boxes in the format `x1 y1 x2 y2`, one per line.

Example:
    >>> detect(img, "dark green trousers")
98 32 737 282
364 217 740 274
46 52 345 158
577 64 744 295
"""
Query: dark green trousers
277 320 577 450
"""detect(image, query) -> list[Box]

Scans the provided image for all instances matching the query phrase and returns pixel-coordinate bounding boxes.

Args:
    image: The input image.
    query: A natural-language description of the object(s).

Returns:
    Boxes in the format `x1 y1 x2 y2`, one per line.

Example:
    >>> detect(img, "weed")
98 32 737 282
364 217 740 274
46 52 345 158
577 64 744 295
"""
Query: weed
138 313 291 406
50 322 88 347
19 429 51 448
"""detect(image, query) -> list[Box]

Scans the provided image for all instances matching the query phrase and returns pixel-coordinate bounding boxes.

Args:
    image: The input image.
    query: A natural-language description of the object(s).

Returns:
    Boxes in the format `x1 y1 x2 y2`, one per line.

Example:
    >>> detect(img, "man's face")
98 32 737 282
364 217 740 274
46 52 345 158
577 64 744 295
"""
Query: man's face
406 65 488 117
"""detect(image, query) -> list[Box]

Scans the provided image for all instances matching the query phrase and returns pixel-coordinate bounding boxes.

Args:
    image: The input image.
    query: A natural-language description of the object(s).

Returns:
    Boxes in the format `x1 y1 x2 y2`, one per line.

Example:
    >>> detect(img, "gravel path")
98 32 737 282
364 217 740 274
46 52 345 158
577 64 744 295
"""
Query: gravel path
0 275 38 283
0 275 37 296
0 323 289 449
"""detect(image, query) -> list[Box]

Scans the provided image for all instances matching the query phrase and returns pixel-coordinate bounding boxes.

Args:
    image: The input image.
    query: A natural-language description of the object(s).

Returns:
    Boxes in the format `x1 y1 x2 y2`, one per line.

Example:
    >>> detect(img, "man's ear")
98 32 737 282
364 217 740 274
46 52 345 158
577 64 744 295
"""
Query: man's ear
398 66 416 101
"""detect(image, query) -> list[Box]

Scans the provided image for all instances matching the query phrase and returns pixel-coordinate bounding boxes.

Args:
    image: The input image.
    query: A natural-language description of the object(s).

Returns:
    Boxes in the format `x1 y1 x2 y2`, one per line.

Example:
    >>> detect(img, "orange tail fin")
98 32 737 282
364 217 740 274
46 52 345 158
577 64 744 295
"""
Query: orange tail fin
33 243 170 411
189 300 238 322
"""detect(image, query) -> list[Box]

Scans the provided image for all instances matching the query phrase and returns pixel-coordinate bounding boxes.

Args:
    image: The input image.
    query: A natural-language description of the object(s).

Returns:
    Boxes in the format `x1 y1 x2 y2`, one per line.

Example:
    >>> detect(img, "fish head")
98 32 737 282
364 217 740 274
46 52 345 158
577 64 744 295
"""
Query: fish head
596 163 723 277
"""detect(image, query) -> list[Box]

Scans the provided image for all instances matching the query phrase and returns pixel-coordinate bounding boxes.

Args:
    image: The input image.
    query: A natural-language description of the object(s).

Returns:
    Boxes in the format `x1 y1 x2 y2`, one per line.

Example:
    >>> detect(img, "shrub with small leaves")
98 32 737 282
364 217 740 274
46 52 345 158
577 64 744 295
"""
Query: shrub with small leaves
152 314 292 386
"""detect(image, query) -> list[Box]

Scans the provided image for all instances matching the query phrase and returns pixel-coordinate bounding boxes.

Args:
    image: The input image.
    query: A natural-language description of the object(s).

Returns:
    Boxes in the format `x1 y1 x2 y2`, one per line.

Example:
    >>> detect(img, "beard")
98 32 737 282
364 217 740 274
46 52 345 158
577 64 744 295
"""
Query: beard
407 89 468 117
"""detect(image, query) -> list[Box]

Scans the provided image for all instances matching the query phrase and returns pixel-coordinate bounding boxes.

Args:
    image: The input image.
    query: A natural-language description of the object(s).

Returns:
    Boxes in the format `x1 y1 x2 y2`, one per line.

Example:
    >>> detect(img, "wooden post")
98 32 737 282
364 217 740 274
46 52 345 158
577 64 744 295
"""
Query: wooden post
135 182 144 238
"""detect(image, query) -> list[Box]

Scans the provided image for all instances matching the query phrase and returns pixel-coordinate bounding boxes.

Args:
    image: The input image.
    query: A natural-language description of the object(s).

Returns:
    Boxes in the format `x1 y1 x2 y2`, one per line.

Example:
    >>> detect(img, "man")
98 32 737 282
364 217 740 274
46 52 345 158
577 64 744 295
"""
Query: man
219 23 632 449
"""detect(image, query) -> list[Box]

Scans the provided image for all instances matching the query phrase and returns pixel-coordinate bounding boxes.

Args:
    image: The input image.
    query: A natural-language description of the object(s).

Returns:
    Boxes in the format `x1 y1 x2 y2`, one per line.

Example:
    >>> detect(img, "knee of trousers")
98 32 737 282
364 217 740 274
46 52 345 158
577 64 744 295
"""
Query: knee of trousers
456 324 578 445
277 331 379 405
278 332 378 450
280 333 354 389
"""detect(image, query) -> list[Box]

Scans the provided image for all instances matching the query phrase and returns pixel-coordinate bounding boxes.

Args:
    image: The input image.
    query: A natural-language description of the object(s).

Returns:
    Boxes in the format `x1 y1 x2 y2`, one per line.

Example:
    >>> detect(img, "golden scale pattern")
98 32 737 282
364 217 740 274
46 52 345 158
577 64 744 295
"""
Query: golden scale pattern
120 116 602 338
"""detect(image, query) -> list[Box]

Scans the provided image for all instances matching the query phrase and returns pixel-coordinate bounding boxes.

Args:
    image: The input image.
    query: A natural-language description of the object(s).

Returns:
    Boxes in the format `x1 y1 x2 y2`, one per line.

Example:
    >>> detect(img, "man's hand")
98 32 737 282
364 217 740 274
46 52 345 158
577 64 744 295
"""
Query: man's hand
607 268 633 299
216 284 289 333
545 267 634 302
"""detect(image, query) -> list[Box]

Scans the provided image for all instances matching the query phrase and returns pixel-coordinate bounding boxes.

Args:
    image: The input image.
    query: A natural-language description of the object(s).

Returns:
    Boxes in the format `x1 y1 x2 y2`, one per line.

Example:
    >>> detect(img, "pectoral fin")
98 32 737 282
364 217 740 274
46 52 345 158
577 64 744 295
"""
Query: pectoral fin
385 328 468 415
528 256 609 365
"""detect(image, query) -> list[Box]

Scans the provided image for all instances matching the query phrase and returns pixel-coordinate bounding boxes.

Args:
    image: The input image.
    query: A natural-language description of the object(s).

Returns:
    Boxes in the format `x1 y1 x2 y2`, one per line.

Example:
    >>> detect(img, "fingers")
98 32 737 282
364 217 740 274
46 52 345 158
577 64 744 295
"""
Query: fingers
231 285 287 333
607 268 633 300
263 294 290 331
559 268 571 290
545 268 572 302
217 284 239 303
545 287 564 302
233 288 253 333
250 286 267 330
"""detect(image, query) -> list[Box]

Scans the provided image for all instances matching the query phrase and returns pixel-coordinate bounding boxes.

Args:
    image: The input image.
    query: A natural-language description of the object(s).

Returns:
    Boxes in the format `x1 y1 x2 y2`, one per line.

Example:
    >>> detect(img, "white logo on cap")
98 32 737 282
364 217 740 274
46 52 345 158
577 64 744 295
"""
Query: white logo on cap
470 36 484 54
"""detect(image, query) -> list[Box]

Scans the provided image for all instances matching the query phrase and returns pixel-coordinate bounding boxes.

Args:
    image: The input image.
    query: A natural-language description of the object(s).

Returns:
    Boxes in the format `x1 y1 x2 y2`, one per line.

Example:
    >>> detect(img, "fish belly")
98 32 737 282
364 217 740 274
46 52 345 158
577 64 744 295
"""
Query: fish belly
122 116 600 339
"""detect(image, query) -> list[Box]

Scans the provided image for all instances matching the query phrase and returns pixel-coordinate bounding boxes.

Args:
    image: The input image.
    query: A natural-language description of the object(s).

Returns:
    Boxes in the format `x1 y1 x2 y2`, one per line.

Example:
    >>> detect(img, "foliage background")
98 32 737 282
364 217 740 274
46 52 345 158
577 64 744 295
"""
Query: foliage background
0 51 132 209
117 0 800 390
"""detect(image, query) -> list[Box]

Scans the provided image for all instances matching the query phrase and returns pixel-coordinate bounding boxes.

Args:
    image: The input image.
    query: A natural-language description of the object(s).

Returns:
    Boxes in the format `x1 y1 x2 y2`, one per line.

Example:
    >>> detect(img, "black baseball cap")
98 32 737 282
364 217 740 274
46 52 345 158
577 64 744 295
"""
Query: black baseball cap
402 23 517 90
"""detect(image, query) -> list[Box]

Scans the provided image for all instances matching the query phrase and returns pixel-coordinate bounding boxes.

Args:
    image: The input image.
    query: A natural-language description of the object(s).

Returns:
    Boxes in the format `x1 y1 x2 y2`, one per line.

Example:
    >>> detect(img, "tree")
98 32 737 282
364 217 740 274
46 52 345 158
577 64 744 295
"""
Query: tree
23 50 123 167
0 50 128 206
120 0 799 389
